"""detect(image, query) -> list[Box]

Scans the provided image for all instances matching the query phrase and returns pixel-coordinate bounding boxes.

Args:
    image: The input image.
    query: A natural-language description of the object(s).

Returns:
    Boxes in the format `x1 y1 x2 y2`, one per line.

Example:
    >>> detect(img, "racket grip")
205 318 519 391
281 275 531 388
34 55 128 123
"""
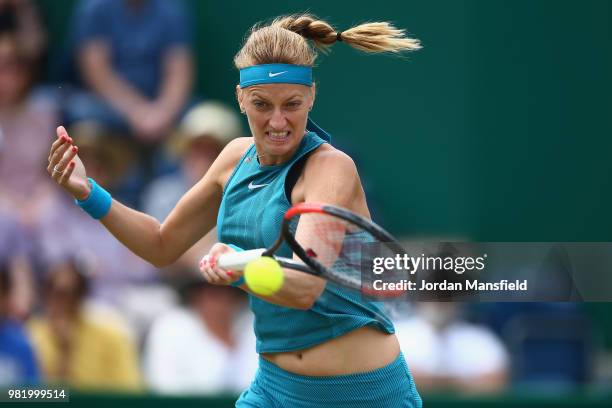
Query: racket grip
217 248 266 270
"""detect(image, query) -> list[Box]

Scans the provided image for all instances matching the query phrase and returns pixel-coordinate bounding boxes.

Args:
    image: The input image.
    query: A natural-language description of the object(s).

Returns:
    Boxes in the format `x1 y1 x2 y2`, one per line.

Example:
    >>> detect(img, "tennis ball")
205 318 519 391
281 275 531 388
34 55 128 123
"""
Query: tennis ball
244 257 284 296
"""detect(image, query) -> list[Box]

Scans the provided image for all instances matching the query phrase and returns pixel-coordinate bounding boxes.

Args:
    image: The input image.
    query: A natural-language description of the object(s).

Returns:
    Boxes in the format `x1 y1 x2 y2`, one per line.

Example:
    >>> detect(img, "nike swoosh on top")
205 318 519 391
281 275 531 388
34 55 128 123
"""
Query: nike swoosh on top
268 71 288 78
248 181 270 190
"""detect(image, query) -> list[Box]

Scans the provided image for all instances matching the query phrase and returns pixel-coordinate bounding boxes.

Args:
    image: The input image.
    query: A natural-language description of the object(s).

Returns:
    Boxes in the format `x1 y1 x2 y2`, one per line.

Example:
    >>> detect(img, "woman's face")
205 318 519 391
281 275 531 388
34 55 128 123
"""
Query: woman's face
237 83 315 165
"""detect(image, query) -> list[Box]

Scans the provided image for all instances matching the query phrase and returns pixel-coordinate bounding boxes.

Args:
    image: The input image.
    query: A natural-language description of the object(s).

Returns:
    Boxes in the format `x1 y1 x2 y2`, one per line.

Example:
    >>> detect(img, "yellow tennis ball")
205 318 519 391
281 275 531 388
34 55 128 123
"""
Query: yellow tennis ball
244 257 284 296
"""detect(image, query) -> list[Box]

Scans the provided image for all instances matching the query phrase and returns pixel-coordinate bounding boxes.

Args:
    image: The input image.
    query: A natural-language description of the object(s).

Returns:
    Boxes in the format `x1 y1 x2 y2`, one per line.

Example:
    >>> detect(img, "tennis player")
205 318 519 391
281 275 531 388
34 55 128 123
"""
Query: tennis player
48 14 421 407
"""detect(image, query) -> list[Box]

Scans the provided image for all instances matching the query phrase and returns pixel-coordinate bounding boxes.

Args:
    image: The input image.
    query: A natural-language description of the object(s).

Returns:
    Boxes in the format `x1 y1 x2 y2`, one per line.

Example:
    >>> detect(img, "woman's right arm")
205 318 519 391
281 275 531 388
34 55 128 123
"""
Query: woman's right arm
47 126 248 268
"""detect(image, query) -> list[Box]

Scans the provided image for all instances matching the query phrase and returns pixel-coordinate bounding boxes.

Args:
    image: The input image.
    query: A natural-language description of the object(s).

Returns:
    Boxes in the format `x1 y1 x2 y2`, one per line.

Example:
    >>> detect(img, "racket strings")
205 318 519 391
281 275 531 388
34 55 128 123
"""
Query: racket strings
288 213 378 288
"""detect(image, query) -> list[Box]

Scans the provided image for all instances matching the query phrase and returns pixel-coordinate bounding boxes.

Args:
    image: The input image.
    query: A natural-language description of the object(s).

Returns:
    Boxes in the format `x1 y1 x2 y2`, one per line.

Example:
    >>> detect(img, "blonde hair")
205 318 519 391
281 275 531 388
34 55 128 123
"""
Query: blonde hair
234 14 421 69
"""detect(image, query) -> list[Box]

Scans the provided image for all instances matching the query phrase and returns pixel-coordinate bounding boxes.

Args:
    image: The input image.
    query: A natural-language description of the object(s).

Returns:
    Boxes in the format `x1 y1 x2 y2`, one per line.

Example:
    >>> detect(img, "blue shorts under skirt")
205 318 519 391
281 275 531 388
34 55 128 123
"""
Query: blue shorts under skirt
235 352 422 408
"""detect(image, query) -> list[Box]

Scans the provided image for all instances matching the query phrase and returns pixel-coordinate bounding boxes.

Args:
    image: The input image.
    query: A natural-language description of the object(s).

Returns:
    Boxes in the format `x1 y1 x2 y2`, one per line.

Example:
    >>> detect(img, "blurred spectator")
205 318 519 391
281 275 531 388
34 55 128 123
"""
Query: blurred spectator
65 0 193 144
141 101 243 272
0 0 45 62
32 190 166 333
0 262 39 386
143 101 243 221
476 302 594 388
143 277 257 395
395 303 509 394
0 206 35 319
0 29 56 228
28 259 141 391
0 5 56 319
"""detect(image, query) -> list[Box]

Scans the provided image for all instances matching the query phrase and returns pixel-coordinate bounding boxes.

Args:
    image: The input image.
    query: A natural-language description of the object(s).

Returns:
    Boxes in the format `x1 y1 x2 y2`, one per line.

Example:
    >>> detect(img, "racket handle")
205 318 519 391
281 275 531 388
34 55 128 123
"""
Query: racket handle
217 248 266 270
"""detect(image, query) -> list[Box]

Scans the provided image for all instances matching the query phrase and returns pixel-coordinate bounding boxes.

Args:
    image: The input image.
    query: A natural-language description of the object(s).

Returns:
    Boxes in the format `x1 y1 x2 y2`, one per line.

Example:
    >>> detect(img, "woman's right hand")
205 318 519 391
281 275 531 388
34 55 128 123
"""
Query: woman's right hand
46 126 91 200
199 243 241 286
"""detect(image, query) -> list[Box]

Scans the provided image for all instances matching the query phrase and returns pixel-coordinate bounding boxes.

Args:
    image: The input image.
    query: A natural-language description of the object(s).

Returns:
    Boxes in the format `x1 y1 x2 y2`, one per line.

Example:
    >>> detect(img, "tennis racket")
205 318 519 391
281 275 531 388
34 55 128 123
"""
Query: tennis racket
217 202 408 296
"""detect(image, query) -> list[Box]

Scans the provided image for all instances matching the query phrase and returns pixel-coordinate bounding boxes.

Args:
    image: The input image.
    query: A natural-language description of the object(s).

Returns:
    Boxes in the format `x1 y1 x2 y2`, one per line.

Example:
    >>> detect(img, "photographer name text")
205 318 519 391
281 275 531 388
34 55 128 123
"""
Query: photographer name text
373 279 528 292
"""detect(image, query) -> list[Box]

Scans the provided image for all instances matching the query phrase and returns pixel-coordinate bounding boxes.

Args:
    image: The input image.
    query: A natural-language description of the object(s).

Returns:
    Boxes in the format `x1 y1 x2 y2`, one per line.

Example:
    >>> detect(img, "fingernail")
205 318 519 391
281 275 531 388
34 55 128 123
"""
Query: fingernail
200 255 210 268
209 255 217 267
227 270 234 277
70 162 75 167
72 146 77 153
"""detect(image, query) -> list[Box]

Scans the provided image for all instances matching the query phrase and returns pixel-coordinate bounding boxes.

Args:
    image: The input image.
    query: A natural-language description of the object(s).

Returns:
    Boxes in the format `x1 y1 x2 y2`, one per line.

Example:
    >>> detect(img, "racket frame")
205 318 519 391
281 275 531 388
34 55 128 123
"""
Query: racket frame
216 202 406 291
281 203 407 289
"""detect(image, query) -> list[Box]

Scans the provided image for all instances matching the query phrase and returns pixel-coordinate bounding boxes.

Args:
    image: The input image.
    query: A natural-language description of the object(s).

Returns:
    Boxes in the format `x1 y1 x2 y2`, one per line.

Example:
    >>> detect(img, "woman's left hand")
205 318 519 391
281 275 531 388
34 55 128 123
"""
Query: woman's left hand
199 243 242 286
46 126 91 200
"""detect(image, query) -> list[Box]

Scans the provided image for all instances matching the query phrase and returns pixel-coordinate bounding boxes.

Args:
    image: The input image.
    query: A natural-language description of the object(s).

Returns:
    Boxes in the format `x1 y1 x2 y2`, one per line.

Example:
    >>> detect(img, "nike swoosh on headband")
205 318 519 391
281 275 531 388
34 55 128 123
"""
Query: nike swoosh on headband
240 64 312 88
268 71 288 78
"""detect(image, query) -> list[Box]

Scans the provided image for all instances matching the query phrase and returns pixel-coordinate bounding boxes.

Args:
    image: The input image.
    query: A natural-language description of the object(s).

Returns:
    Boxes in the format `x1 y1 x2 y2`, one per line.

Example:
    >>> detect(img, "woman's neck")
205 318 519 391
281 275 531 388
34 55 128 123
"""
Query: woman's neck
255 140 303 166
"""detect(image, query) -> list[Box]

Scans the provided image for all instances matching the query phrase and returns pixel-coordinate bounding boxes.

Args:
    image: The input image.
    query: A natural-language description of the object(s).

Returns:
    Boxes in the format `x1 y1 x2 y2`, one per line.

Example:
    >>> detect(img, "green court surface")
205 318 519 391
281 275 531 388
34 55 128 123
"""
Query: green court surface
48 391 612 408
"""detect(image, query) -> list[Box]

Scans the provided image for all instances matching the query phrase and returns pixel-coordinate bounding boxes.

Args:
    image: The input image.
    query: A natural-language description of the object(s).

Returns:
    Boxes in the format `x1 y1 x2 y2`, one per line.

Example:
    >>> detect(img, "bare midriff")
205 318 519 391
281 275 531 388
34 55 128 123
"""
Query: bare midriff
261 326 400 376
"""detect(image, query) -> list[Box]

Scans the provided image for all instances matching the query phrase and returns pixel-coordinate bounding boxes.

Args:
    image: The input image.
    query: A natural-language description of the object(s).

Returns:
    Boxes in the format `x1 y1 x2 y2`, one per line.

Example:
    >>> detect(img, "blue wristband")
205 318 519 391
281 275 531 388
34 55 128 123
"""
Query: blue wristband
75 178 112 219
228 244 246 287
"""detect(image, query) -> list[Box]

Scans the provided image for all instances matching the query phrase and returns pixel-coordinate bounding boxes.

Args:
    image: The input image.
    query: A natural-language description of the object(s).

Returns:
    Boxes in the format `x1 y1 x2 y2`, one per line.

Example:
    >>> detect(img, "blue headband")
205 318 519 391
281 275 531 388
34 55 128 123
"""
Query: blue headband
239 64 312 88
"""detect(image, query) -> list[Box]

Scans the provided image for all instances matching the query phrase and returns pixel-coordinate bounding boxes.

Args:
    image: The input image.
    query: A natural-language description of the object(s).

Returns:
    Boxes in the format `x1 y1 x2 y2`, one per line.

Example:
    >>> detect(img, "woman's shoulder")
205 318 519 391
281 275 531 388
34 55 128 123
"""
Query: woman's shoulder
212 137 254 187
305 143 358 177
221 137 253 160
290 140 368 213
299 143 363 207
223 137 254 156
214 137 254 171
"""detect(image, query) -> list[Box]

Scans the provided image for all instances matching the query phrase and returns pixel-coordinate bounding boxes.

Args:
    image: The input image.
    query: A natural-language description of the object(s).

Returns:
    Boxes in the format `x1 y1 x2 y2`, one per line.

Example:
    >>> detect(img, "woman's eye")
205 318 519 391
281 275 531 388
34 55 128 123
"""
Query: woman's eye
286 101 301 109
253 101 267 109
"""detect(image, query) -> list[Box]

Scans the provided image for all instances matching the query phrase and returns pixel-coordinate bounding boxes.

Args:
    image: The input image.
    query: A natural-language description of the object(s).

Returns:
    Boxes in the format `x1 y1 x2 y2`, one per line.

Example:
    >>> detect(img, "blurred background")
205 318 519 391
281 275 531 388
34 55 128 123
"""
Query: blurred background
1 0 611 406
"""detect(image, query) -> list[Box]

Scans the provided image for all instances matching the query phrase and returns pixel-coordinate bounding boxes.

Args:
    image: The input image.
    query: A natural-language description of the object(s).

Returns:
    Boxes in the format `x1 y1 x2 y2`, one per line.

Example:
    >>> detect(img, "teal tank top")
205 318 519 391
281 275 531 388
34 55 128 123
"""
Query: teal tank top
217 131 395 353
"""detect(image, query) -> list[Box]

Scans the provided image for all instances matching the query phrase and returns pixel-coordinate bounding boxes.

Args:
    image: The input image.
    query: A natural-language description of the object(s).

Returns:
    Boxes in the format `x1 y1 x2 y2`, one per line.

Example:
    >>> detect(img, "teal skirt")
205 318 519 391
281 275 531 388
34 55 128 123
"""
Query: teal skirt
236 352 422 408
